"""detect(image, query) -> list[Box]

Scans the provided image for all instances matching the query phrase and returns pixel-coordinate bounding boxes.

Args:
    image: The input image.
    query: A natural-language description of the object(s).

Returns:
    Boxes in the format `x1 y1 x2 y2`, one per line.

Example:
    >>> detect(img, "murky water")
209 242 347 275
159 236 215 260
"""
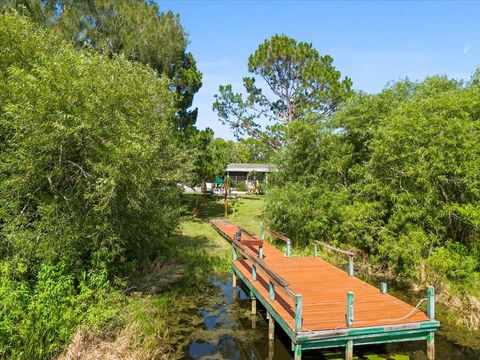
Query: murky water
185 275 480 360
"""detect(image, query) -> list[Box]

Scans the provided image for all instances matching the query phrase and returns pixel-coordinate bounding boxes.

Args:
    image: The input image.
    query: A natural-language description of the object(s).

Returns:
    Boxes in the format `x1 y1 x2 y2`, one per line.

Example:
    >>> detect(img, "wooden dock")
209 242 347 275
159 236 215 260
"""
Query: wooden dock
210 219 440 360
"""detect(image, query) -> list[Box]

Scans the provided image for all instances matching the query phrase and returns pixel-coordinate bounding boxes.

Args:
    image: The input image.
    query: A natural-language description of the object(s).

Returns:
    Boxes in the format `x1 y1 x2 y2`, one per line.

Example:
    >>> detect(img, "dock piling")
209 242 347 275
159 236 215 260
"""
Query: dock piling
427 286 435 320
345 339 353 360
380 282 388 294
427 286 436 359
231 271 237 301
348 256 354 276
295 295 303 332
294 344 302 360
268 338 274 360
268 312 275 340
286 239 291 257
427 331 435 360
232 273 237 288
346 291 354 327
269 281 275 301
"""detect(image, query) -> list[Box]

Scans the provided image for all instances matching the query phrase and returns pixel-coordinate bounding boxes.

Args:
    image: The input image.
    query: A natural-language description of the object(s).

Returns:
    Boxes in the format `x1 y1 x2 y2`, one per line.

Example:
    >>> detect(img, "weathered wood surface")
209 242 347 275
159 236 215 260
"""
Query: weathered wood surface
211 218 430 333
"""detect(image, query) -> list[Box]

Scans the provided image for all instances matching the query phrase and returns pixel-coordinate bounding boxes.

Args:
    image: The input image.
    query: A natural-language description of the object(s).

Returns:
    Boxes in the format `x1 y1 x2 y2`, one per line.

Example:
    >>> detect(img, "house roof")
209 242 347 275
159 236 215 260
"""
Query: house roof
226 163 276 173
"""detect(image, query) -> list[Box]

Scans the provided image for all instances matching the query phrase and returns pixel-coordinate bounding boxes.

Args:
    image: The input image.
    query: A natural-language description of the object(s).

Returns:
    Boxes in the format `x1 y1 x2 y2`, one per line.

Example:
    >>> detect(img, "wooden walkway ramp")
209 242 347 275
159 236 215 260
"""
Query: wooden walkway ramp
210 219 439 360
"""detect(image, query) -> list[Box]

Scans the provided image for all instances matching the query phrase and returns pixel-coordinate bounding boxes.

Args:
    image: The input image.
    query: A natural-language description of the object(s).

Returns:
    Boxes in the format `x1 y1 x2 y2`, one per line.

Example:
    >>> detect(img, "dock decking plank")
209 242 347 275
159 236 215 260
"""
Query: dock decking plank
211 219 430 333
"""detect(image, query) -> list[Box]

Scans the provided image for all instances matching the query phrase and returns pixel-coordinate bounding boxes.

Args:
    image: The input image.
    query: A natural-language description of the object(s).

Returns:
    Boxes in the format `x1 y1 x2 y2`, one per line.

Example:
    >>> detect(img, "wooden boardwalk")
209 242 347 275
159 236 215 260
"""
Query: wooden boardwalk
211 219 440 360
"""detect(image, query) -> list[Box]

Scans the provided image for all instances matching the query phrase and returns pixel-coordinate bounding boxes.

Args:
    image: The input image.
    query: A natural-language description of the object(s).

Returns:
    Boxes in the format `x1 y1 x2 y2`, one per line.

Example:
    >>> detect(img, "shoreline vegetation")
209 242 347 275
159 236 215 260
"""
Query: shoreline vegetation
61 195 480 359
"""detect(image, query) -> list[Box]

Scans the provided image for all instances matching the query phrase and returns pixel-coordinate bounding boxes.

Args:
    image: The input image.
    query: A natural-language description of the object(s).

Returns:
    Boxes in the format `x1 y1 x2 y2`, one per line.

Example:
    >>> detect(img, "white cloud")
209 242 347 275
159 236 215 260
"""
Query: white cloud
463 46 471 54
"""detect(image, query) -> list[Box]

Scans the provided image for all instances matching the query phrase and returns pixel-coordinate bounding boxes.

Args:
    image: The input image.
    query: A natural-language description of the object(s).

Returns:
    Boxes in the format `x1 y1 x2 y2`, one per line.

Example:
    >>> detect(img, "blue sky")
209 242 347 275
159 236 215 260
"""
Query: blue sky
160 1 480 139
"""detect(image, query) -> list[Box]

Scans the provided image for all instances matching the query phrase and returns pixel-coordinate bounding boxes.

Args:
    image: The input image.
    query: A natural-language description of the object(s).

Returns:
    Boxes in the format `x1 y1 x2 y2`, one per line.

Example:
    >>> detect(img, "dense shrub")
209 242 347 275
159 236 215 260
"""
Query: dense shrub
235 181 247 191
0 262 121 359
0 12 186 274
0 12 187 358
267 76 480 286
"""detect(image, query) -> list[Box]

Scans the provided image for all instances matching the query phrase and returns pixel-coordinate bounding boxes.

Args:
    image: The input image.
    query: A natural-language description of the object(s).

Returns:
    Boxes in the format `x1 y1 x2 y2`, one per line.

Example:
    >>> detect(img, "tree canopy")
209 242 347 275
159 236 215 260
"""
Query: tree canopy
213 34 352 149
0 12 188 357
267 75 480 287
2 0 202 133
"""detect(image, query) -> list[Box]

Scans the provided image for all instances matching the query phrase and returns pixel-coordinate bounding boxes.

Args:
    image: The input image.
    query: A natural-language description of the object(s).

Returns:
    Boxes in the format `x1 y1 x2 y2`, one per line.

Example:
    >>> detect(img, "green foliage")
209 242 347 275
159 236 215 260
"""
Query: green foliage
0 12 188 357
235 181 247 191
232 137 274 163
427 243 478 282
1 0 202 132
213 34 352 149
0 12 186 272
0 262 122 359
209 137 274 165
189 129 227 187
268 74 480 287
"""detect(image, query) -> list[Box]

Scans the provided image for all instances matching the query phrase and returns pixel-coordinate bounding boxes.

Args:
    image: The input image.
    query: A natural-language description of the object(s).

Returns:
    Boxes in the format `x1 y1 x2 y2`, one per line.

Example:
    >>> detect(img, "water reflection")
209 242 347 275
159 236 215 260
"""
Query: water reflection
186 275 480 360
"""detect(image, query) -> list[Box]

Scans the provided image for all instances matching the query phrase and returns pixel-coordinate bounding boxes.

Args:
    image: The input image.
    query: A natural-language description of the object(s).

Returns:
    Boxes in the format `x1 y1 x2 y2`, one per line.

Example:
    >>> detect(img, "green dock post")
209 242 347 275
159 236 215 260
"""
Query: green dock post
427 286 435 320
286 239 291 257
294 343 302 360
295 294 303 332
269 281 275 301
427 286 436 359
232 246 237 260
380 282 387 294
314 242 318 257
346 291 354 327
259 245 263 259
348 255 354 276
260 225 265 240
252 264 257 281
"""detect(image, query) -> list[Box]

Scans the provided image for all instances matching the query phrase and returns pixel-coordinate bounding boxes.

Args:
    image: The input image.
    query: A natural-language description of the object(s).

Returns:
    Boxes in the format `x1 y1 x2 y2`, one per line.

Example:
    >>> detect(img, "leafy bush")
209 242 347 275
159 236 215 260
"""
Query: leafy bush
0 262 122 359
235 181 247 191
427 243 478 282
268 75 480 286
0 12 186 274
0 12 187 358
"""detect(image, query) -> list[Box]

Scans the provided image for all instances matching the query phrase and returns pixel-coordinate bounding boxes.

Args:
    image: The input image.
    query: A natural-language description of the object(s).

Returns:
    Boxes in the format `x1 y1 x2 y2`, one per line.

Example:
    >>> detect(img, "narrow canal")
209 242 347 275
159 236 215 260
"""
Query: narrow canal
185 275 480 360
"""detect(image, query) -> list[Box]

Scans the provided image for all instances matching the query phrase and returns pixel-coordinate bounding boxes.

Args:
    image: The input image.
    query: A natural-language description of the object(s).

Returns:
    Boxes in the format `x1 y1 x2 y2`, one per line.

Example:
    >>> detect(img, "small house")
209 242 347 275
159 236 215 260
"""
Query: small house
225 163 276 192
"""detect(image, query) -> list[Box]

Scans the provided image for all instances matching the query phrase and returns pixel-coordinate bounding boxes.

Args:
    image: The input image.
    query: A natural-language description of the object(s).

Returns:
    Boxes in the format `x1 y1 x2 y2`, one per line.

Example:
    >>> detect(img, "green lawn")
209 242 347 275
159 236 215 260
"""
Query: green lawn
227 195 265 233
175 194 266 281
